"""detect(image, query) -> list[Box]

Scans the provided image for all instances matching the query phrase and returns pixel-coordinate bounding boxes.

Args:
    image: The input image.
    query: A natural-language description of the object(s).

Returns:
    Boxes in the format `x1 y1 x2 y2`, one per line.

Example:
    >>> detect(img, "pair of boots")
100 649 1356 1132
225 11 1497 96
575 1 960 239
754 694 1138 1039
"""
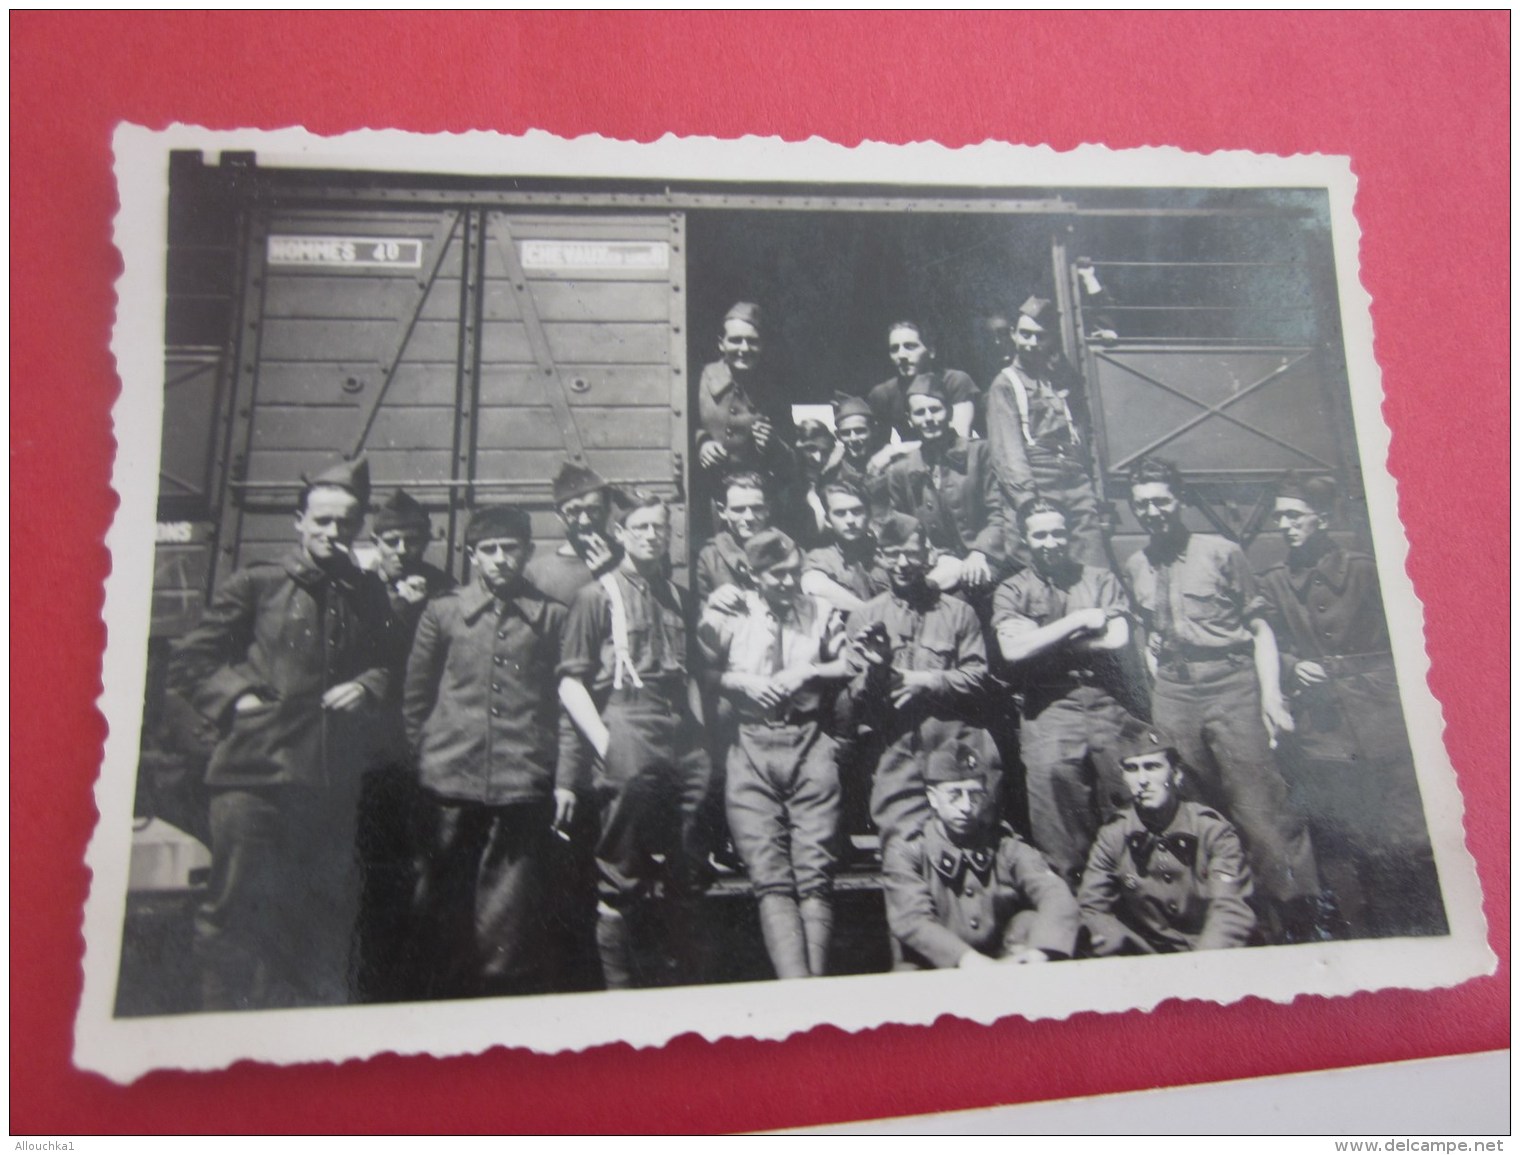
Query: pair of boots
596 899 712 990
758 893 833 979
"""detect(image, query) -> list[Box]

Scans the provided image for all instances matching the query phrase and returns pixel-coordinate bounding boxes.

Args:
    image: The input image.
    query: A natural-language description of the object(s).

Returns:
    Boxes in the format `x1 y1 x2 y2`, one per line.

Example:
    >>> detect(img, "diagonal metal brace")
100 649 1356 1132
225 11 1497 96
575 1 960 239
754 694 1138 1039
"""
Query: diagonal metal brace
489 215 588 463
1102 350 1332 473
348 210 462 458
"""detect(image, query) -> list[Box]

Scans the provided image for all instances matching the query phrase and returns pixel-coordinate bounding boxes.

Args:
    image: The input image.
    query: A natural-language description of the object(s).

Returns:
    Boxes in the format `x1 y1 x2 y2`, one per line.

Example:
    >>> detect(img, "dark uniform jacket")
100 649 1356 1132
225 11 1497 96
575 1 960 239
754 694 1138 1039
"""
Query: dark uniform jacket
1258 537 1405 764
403 580 582 805
696 531 750 604
381 559 455 649
885 433 1012 575
695 360 797 480
167 550 394 790
844 587 988 731
804 539 890 604
1078 801 1256 953
885 817 1081 967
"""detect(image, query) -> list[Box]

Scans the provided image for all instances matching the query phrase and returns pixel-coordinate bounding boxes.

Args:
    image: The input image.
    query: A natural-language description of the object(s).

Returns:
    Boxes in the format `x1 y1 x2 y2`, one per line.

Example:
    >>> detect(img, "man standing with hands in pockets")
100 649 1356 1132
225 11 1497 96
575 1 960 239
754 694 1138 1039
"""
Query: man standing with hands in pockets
168 456 394 1010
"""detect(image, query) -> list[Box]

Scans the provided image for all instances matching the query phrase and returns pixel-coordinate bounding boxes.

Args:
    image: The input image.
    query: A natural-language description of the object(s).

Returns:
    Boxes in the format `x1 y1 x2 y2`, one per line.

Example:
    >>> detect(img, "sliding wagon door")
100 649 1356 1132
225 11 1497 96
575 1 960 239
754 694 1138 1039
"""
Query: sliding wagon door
473 211 689 568
220 205 470 569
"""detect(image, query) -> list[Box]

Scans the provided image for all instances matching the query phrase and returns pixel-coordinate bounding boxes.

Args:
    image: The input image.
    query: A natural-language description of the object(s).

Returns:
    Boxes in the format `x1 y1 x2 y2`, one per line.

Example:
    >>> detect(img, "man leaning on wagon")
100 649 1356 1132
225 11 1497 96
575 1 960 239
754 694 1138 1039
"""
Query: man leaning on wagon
167 457 395 1010
1258 474 1445 938
1123 456 1336 943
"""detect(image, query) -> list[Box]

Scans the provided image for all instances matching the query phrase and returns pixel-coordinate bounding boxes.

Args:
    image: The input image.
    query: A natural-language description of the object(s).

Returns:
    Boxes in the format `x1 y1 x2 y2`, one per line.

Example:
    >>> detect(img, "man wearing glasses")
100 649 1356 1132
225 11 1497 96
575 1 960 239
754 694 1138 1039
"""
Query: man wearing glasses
1257 475 1444 938
370 489 455 644
844 512 998 857
558 493 717 988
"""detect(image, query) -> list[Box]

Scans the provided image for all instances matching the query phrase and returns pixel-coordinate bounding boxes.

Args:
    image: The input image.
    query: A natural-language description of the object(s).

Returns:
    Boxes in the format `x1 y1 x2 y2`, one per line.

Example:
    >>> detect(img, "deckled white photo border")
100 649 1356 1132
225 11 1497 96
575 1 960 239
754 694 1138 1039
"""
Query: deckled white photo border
77 125 1494 1083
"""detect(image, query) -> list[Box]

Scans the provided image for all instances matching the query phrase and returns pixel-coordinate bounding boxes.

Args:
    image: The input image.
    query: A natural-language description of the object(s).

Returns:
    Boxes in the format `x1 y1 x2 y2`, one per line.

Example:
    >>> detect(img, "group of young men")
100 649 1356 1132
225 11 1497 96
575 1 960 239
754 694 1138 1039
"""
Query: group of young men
164 293 1444 1011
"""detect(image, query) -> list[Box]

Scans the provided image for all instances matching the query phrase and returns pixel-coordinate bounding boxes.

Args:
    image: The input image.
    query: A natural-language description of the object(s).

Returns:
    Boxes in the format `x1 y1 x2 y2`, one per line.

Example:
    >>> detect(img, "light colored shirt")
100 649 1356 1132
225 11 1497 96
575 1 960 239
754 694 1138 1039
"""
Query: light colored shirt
699 590 837 722
1124 532 1265 654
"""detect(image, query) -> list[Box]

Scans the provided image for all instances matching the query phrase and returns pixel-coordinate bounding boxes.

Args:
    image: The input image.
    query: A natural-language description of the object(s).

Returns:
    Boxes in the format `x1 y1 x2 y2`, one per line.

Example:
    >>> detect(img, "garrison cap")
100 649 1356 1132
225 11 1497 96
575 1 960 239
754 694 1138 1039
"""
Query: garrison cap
1275 472 1337 514
465 505 533 547
303 455 371 507
832 392 874 424
924 742 988 786
1019 296 1058 326
723 301 763 329
873 511 926 550
904 375 948 403
1111 716 1179 764
552 460 609 506
373 489 430 534
744 528 800 575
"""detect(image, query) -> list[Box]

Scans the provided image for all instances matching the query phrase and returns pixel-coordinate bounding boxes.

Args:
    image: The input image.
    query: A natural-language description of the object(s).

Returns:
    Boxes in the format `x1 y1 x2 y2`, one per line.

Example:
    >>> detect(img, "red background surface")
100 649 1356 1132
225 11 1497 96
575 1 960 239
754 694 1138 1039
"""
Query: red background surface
10 12 1509 1134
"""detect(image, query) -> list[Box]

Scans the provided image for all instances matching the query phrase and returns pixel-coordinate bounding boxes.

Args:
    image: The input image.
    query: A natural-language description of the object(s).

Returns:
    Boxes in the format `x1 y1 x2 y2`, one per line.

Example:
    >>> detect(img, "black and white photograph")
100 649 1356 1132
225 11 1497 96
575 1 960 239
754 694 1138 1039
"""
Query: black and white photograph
77 127 1491 1080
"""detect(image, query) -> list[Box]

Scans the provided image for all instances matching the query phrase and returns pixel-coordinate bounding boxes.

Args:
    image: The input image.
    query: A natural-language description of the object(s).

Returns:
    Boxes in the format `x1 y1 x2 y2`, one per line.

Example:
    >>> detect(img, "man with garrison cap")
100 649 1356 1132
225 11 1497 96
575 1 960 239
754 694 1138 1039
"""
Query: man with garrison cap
1078 718 1257 954
844 511 1000 854
369 489 455 643
525 461 623 609
521 459 626 989
883 743 1080 970
167 455 395 1009
883 374 1013 608
985 296 1107 569
698 529 854 979
403 505 579 998
357 487 454 1000
1257 474 1443 938
823 392 890 516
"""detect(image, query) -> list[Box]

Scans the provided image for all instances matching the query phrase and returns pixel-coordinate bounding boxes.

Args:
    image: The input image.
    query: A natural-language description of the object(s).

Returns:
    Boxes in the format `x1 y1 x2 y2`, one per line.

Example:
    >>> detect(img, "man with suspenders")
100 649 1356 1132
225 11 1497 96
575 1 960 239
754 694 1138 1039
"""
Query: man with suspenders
558 492 717 988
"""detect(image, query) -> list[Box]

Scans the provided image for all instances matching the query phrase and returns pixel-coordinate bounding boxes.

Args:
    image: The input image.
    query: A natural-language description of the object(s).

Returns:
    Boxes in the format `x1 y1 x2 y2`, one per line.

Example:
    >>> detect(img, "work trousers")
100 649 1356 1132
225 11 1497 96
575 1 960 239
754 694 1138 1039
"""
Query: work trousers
1020 686 1130 885
1152 660 1320 903
594 690 717 907
195 784 361 1010
410 794 552 999
727 720 841 899
1280 741 1444 939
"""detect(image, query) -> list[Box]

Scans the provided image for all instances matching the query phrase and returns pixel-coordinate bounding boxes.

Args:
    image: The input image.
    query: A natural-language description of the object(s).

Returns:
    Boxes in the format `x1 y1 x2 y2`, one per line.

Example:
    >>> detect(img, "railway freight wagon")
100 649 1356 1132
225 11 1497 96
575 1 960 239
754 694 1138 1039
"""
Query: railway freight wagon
125 153 1370 1009
153 155 1363 645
